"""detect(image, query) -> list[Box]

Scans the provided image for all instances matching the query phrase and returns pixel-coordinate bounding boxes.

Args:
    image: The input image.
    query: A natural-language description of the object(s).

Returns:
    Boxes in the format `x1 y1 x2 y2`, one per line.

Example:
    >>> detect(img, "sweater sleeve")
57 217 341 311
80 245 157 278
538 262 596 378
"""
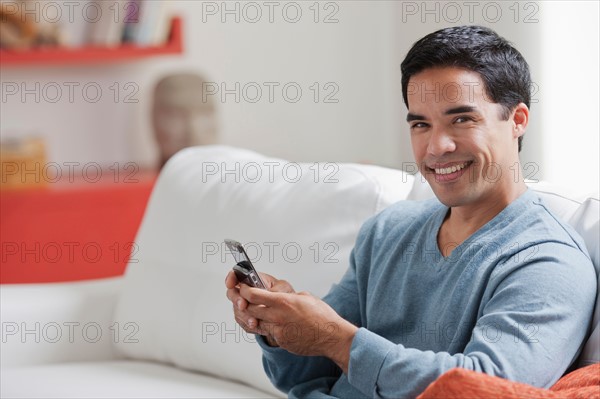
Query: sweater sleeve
346 242 597 398
259 246 363 394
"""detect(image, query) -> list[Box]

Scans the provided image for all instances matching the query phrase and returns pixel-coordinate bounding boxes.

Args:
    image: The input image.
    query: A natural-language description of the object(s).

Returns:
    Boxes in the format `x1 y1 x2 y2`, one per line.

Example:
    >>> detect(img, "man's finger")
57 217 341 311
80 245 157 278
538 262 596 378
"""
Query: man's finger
246 302 279 322
225 287 239 302
257 272 275 289
226 288 249 310
240 284 287 306
271 279 295 293
225 287 236 302
256 320 281 340
234 312 258 334
225 271 239 289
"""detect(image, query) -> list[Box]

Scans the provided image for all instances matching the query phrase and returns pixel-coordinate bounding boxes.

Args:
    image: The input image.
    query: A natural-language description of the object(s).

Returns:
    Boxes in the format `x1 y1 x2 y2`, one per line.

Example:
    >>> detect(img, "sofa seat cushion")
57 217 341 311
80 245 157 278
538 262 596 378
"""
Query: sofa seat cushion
0 360 274 398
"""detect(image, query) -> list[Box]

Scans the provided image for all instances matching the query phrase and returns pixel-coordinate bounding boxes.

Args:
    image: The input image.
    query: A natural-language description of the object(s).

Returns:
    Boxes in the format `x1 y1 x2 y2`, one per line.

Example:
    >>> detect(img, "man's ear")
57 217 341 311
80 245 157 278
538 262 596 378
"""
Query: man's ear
512 103 529 139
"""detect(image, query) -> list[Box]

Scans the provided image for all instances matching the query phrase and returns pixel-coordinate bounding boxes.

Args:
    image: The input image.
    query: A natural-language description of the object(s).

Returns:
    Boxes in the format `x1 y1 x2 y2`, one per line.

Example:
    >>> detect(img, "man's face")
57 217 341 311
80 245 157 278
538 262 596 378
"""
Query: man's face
406 67 525 208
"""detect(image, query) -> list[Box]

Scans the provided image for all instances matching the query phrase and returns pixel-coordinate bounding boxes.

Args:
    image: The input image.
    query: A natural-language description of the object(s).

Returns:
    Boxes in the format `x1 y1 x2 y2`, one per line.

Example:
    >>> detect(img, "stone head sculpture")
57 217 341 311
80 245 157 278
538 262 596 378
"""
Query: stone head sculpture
152 73 218 168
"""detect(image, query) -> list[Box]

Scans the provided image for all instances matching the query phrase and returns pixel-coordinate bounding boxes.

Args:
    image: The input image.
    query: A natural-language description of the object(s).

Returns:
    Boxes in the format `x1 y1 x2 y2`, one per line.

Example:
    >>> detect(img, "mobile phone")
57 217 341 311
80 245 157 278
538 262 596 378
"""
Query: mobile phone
224 239 266 289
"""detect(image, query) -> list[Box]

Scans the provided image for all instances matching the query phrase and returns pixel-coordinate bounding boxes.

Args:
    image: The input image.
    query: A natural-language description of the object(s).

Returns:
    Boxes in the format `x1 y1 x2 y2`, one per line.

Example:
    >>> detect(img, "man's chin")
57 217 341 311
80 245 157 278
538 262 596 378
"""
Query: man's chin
435 196 463 208
429 185 472 208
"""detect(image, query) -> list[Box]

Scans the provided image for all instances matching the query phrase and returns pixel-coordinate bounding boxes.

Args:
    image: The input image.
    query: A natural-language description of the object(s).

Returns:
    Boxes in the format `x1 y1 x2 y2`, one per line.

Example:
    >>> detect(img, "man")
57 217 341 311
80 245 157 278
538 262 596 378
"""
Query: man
225 25 596 398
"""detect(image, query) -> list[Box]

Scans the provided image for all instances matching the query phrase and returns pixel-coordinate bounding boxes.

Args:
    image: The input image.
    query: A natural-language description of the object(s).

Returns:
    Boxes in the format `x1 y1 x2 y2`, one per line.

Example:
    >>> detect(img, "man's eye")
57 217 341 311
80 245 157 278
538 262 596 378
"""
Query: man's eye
454 116 474 123
410 122 428 129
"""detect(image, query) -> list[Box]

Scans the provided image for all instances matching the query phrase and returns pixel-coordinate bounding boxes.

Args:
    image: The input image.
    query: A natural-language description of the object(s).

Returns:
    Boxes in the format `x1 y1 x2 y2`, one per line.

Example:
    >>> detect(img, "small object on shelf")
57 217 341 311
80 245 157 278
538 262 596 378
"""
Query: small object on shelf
0 136 48 191
0 16 182 66
131 0 171 47
0 1 63 50
0 2 35 50
87 0 128 47
122 0 142 44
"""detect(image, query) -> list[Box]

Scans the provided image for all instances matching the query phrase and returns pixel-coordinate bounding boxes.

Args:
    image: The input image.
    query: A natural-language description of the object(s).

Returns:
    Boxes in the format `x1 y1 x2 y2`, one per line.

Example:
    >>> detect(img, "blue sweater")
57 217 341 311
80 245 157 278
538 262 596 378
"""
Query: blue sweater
258 189 597 398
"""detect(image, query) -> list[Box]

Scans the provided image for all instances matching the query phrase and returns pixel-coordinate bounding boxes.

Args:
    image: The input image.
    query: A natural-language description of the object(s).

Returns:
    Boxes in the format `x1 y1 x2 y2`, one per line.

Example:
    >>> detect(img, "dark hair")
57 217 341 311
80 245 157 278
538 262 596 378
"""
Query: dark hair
401 25 531 152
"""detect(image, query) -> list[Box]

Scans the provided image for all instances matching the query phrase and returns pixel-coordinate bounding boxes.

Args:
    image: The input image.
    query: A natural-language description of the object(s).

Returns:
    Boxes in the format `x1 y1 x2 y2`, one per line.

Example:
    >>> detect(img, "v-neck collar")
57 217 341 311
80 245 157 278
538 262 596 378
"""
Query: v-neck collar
427 189 535 269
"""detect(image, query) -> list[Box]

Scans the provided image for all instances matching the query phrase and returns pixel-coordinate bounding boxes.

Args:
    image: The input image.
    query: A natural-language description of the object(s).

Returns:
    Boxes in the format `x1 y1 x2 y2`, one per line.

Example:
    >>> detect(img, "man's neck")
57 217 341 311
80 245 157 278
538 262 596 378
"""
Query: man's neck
438 180 528 257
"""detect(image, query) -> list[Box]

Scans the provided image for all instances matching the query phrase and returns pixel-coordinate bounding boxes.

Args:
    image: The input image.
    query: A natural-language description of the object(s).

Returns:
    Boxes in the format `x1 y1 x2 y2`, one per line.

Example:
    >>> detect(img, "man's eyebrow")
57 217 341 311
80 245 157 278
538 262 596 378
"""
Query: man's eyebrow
406 113 426 122
445 106 479 115
407 106 479 122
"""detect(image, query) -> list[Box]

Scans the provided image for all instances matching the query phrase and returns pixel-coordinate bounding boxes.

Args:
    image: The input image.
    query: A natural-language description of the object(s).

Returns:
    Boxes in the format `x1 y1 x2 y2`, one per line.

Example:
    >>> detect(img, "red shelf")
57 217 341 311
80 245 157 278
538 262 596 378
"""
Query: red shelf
0 17 183 67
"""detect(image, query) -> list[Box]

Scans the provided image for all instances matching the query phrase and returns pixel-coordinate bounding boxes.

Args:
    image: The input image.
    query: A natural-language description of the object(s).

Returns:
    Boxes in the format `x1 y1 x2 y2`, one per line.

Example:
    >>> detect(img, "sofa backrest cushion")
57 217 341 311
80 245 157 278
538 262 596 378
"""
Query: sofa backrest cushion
113 146 413 396
407 174 600 368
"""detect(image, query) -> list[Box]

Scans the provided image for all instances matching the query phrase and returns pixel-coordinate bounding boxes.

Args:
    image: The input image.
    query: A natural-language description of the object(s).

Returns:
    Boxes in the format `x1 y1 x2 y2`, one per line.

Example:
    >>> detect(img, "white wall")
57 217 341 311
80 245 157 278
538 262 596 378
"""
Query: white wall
1 1 597 193
539 1 599 194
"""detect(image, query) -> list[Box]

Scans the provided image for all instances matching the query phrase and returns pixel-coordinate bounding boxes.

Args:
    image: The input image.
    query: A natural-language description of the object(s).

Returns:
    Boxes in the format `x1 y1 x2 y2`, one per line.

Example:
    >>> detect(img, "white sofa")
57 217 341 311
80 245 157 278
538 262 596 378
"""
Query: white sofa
1 146 598 398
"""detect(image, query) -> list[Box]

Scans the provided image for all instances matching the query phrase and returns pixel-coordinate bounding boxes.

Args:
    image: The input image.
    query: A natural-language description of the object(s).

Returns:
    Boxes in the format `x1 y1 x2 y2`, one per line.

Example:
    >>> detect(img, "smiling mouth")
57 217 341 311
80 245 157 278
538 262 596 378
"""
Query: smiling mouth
425 161 473 181
432 161 472 175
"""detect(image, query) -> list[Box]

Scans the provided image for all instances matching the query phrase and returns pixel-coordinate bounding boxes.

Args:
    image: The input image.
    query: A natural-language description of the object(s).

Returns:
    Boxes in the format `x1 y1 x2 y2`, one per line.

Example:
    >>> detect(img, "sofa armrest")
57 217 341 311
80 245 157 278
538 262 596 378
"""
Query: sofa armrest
1 277 124 368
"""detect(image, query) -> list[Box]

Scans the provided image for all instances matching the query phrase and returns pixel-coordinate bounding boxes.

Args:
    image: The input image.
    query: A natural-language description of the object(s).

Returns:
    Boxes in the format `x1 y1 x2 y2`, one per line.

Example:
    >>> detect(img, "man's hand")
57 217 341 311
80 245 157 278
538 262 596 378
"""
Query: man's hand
225 271 294 346
240 285 358 374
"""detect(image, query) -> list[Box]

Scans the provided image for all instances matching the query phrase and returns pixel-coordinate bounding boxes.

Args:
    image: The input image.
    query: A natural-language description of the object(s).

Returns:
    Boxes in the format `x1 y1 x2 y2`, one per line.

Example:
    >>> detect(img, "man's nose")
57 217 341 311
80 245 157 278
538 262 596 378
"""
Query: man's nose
426 127 456 157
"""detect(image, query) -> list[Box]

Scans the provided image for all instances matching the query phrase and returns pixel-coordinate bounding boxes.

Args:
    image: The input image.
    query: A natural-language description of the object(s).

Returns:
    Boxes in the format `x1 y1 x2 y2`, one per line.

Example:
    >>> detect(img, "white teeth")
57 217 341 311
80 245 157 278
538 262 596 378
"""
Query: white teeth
434 162 469 175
